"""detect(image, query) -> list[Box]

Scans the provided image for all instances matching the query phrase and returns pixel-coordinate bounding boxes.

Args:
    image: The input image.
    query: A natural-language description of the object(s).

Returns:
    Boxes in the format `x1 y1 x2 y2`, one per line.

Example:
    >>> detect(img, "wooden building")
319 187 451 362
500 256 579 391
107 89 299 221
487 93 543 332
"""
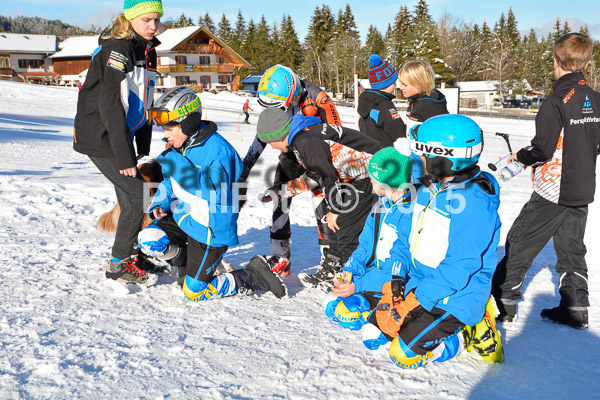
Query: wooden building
47 36 99 86
156 26 250 91
0 32 58 84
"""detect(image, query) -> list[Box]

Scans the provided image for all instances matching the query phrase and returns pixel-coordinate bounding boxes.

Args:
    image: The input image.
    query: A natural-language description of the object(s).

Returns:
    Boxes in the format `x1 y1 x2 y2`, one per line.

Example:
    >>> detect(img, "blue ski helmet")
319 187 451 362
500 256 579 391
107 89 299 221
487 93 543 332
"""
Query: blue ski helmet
257 65 301 110
409 114 483 179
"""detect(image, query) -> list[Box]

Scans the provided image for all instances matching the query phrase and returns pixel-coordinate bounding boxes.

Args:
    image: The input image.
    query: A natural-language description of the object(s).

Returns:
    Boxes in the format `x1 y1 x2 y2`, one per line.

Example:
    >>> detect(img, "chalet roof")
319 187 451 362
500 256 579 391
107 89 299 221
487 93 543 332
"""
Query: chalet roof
242 75 262 84
456 81 499 92
0 32 57 54
156 25 250 68
48 35 100 59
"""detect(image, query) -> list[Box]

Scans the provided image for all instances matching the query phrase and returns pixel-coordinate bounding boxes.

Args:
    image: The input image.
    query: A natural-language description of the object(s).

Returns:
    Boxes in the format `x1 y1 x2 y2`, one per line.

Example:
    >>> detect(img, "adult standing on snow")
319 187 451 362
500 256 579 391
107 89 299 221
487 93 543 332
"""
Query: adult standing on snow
357 54 406 147
242 99 253 124
73 0 162 285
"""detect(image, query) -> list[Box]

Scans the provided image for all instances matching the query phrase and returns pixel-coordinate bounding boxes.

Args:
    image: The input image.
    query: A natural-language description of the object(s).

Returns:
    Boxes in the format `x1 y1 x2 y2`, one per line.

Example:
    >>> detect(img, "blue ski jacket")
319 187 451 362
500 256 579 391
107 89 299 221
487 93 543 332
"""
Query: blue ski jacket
392 169 501 326
341 194 414 294
149 122 243 247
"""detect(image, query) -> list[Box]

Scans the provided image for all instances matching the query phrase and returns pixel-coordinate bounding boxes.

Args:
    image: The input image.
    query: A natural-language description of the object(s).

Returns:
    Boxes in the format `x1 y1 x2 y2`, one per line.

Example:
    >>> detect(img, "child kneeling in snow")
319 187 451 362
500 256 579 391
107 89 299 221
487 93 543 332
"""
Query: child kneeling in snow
138 86 286 301
323 147 414 335
369 115 504 369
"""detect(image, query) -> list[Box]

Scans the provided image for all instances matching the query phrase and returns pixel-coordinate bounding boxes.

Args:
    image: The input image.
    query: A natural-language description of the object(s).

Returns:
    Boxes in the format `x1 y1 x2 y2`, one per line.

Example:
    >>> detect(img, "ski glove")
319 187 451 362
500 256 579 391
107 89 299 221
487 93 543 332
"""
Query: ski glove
375 278 405 338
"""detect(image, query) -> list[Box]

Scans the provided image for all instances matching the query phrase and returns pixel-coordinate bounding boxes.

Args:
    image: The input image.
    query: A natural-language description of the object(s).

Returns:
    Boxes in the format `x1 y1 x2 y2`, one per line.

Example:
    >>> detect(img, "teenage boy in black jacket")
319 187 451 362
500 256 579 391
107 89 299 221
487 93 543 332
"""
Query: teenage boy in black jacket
492 33 600 329
357 54 406 147
256 108 381 290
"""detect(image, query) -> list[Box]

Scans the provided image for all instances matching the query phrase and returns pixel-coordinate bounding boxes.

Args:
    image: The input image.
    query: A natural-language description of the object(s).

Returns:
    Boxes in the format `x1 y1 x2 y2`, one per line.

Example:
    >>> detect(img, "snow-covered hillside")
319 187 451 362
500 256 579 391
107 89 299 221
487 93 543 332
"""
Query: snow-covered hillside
0 81 598 399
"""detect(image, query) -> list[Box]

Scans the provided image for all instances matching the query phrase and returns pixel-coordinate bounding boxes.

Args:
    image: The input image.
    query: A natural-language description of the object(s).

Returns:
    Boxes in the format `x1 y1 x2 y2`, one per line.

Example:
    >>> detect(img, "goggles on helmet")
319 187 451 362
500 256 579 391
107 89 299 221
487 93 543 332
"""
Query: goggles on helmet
148 97 201 126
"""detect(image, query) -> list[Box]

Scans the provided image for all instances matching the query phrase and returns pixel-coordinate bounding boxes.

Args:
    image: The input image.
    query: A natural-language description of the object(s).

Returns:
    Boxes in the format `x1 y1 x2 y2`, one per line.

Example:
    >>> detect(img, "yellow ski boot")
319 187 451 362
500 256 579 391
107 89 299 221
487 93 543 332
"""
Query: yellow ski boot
466 297 504 363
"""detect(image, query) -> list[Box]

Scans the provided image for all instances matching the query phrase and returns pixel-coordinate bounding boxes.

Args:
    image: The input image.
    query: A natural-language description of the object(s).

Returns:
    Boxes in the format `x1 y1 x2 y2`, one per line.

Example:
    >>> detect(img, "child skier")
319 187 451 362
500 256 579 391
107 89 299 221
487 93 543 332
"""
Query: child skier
241 64 342 276
369 115 504 369
492 33 600 328
357 54 406 147
137 86 286 301
322 147 414 332
255 108 381 290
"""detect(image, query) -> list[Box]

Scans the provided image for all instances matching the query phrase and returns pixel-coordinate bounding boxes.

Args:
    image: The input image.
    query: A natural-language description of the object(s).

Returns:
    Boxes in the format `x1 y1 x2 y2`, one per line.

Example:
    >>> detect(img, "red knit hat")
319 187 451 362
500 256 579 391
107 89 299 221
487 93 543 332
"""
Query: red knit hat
368 54 398 89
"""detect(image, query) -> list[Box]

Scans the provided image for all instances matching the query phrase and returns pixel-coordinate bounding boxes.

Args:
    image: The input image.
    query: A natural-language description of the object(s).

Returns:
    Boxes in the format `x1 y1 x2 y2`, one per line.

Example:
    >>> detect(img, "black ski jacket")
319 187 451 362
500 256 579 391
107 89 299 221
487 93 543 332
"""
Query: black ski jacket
406 89 449 123
357 89 406 147
516 72 600 206
286 115 381 213
74 31 160 170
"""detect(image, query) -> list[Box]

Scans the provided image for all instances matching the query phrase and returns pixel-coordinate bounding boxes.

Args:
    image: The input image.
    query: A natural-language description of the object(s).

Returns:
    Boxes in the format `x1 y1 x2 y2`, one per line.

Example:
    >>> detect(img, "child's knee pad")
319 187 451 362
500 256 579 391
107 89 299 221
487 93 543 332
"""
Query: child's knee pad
323 292 343 322
138 224 170 257
334 295 371 330
389 337 433 369
361 323 390 350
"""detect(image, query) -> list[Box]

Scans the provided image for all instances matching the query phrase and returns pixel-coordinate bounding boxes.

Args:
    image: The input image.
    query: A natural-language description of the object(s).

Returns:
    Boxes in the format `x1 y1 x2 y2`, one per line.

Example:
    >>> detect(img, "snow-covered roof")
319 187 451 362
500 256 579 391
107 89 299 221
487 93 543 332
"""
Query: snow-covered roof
0 32 57 54
48 36 100 59
156 26 199 51
155 26 250 68
456 81 500 92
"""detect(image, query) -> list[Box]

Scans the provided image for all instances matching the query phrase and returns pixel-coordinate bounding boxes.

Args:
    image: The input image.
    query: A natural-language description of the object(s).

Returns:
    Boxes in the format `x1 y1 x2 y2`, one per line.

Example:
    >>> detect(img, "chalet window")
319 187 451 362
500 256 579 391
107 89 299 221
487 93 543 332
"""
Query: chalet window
218 57 225 64
218 75 232 84
199 56 210 65
176 76 191 85
175 56 187 65
0 56 9 68
200 75 211 88
18 59 43 69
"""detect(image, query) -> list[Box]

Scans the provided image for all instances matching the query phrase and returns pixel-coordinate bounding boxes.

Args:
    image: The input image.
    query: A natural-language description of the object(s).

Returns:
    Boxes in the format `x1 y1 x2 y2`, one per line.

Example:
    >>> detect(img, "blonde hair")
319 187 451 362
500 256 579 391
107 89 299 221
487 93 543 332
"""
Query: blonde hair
101 14 135 40
553 32 593 72
399 60 435 96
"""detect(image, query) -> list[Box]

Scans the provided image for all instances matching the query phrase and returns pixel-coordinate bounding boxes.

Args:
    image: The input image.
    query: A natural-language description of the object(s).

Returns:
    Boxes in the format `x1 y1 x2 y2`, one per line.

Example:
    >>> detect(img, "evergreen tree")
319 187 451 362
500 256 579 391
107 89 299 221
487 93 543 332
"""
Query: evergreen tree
390 5 412 67
363 25 385 61
252 15 271 72
516 29 547 93
217 14 233 44
231 10 246 53
579 25 590 37
325 4 361 93
443 22 483 82
303 5 335 87
505 8 520 48
198 12 215 32
175 13 193 28
279 15 303 71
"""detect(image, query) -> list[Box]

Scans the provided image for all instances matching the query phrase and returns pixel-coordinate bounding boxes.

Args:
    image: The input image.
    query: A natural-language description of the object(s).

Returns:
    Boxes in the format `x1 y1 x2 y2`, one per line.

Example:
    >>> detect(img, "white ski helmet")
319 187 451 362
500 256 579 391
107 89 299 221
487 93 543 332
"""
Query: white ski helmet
149 86 203 135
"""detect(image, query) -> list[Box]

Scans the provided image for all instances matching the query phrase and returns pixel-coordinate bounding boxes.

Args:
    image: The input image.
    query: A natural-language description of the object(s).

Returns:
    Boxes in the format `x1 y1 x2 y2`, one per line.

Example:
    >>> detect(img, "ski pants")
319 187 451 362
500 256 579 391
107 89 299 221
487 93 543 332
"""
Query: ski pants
327 178 377 265
90 156 145 260
492 192 589 308
153 215 264 301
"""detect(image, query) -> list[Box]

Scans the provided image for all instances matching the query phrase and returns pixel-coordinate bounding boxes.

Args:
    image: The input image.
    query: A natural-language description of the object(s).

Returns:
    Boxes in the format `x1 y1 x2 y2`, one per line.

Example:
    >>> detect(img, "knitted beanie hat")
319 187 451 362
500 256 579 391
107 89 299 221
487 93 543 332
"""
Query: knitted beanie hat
368 54 398 90
124 0 163 21
368 147 412 190
256 108 292 143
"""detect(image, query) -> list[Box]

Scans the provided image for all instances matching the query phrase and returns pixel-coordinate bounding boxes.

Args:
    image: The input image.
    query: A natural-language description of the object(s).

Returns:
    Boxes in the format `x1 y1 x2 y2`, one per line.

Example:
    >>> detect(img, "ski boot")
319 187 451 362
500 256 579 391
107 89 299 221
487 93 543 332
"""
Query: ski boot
495 298 517 322
267 255 291 277
299 253 341 291
106 257 152 285
465 297 504 363
246 255 287 298
540 306 588 329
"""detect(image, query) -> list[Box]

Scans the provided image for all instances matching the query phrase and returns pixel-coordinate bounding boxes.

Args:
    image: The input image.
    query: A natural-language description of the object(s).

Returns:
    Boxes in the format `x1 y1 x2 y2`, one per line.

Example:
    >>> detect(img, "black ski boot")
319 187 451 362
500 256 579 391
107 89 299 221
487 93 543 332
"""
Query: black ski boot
540 306 588 329
246 255 287 298
299 253 341 291
496 299 517 322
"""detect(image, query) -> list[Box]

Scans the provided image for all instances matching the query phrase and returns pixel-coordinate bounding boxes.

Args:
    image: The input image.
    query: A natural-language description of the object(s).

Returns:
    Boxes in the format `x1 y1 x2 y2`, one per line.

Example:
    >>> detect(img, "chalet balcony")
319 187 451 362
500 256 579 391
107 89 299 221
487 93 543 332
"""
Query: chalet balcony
157 63 235 74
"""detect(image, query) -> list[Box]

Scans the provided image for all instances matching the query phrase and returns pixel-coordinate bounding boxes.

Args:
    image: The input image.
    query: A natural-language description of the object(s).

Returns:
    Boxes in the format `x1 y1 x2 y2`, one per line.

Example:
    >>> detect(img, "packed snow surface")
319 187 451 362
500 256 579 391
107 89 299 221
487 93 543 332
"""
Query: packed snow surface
0 81 599 399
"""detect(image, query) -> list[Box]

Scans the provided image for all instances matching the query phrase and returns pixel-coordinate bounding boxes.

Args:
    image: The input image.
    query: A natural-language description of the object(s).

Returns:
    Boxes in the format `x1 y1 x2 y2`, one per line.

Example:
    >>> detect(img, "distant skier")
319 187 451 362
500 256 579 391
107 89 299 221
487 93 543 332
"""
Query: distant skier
242 99 253 124
138 86 286 301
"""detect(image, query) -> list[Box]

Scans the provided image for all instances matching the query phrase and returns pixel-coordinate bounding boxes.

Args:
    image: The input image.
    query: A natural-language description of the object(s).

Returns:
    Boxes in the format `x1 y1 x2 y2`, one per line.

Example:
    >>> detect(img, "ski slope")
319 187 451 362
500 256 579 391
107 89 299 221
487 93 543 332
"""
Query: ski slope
0 81 598 399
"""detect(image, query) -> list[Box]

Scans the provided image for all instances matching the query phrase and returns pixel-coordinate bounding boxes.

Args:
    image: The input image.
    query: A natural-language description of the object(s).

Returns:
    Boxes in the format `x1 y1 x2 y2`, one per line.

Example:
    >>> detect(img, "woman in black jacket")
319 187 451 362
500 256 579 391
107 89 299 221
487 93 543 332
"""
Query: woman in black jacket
74 0 162 285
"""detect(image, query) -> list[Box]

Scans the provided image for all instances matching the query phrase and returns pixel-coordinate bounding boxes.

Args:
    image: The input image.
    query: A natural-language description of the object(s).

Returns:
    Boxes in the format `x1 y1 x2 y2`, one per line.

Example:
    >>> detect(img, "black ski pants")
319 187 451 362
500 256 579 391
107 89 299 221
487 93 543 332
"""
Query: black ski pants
492 192 589 308
328 178 377 265
90 156 145 260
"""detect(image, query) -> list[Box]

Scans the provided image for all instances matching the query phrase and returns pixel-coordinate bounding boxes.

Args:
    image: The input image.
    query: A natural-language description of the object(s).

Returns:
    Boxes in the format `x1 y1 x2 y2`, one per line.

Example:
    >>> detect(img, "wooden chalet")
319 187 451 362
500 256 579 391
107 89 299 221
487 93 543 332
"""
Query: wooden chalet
0 33 59 84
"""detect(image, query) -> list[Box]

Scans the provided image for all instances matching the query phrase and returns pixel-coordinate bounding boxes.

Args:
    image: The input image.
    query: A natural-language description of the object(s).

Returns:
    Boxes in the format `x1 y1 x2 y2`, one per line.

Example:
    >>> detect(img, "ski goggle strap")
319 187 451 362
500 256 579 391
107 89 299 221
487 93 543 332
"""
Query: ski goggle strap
148 97 201 126
410 139 483 159
257 120 291 143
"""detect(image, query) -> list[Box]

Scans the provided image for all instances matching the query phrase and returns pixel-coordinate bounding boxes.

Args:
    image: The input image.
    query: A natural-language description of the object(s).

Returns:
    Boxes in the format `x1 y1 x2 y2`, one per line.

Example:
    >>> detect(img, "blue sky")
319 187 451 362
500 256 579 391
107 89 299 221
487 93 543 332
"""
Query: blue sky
2 0 599 41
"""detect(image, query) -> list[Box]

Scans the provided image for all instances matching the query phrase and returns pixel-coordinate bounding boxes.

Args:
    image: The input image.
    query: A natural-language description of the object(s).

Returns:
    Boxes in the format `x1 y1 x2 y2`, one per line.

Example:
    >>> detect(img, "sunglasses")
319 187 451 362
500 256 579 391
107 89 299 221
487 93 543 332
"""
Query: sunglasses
148 97 201 126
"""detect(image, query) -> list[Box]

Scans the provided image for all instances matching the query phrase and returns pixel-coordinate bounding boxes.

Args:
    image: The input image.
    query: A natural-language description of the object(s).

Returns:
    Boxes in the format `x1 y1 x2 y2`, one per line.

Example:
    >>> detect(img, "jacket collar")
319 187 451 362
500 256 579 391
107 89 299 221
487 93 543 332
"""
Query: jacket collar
552 71 585 92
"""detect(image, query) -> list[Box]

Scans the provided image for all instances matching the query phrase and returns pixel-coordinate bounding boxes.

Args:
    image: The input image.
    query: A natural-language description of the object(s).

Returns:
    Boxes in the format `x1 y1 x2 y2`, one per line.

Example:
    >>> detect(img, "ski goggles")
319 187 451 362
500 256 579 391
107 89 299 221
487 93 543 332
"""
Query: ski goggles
148 97 201 126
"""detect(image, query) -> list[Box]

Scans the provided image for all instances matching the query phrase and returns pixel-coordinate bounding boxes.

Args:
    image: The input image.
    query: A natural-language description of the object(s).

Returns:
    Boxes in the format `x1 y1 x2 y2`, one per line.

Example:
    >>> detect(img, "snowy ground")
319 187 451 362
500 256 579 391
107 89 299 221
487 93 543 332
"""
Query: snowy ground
0 80 599 399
